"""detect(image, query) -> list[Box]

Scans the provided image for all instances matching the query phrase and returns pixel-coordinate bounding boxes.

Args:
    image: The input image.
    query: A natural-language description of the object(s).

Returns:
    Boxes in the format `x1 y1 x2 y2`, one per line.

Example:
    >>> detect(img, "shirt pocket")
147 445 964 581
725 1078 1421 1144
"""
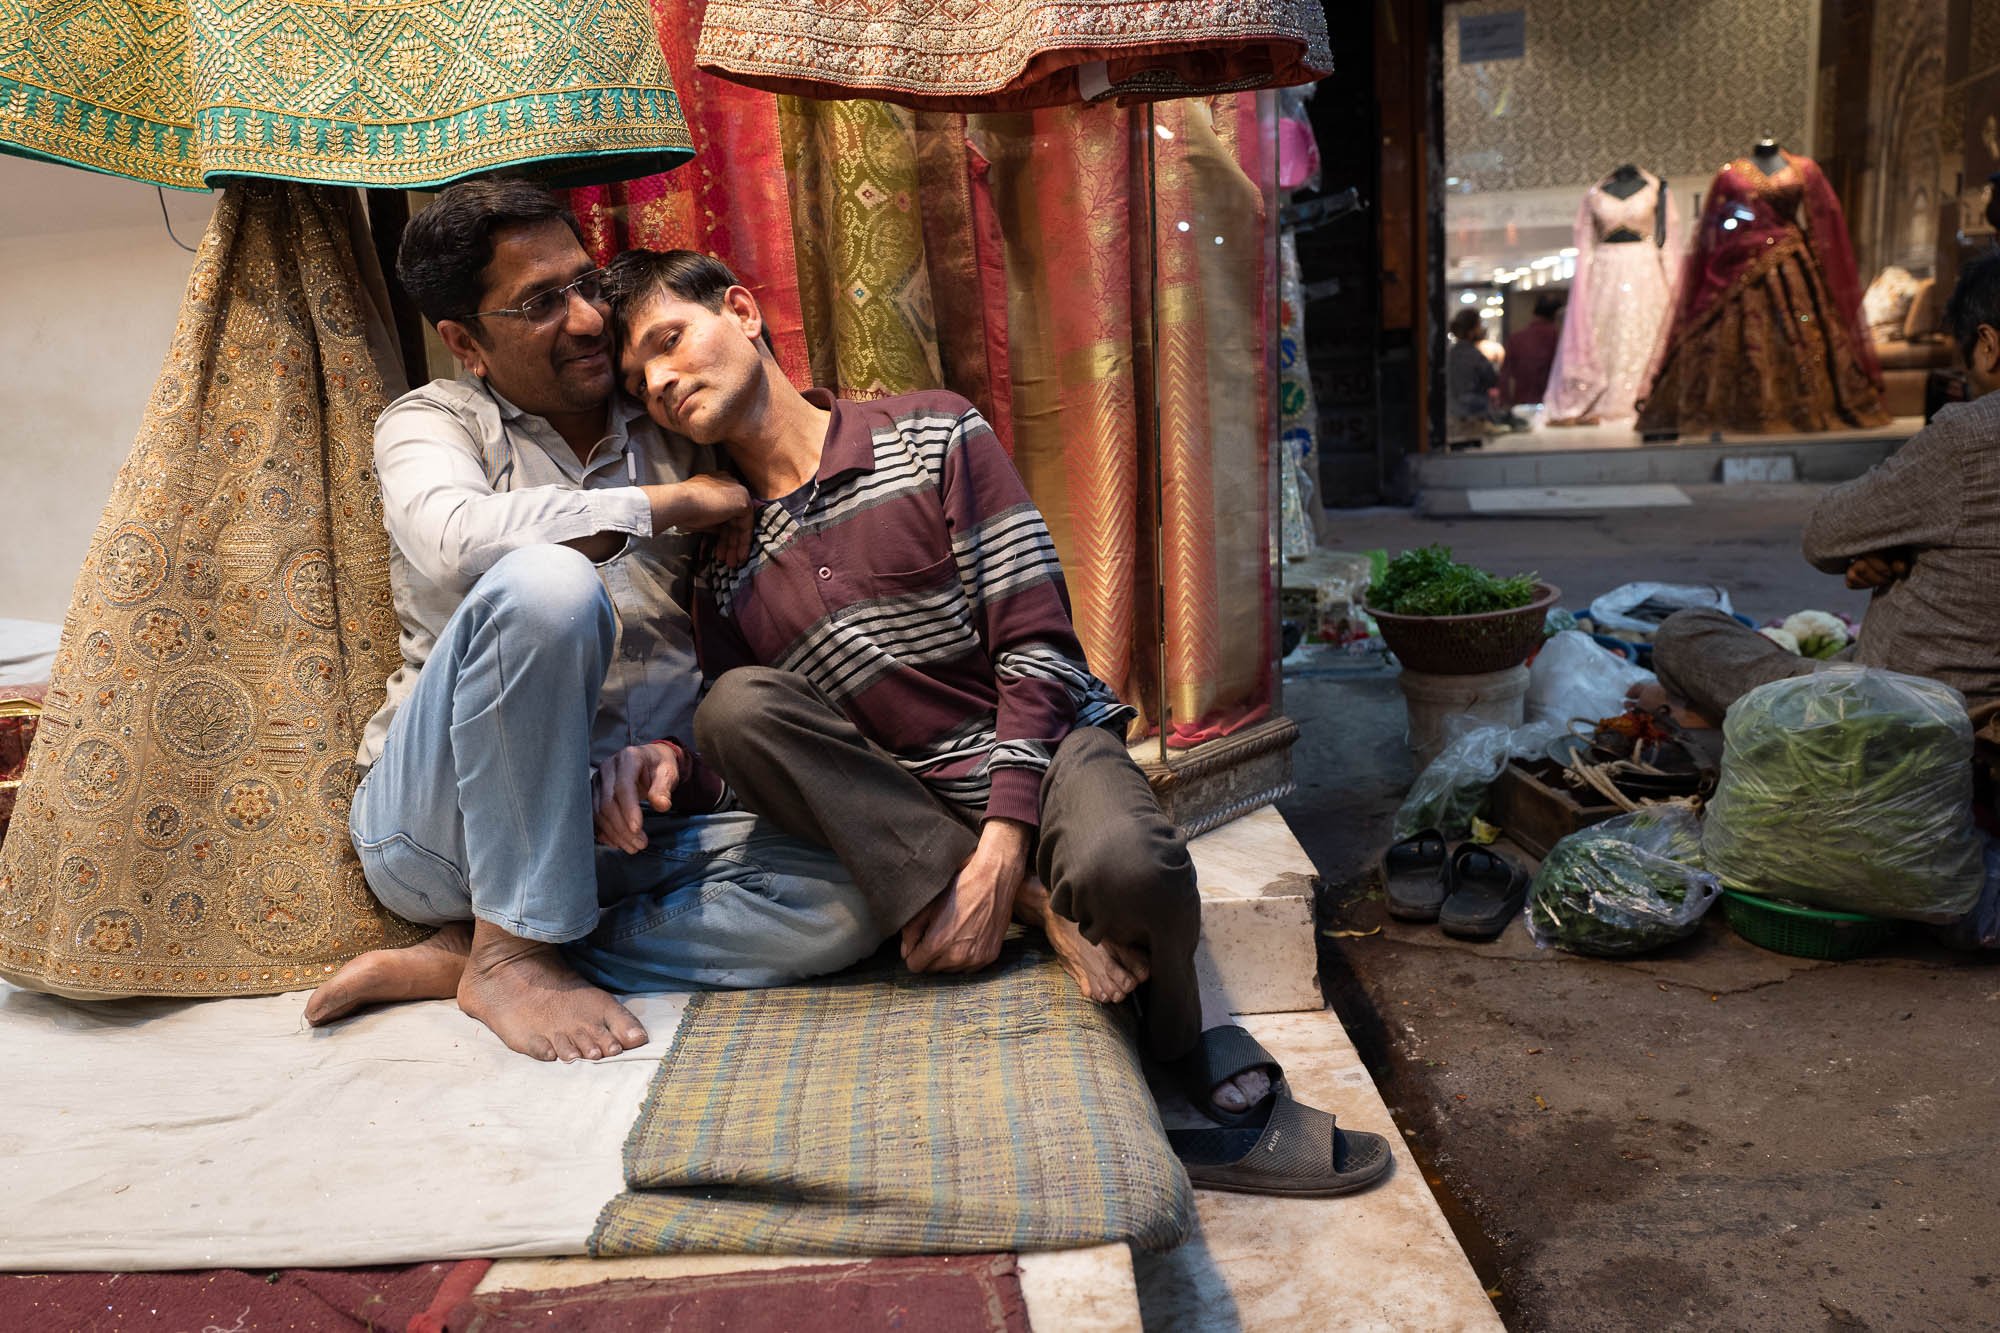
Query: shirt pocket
833 551 960 619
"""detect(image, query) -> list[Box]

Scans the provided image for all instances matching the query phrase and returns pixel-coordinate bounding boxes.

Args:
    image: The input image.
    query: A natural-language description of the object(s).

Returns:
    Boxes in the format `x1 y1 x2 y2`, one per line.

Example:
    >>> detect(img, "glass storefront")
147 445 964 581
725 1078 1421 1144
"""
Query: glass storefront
1436 0 2000 449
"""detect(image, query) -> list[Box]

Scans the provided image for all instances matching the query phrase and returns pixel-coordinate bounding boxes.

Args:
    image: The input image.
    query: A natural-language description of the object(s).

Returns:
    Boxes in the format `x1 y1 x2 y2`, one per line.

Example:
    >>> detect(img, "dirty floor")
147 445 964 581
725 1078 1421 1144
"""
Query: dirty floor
1281 484 2000 1332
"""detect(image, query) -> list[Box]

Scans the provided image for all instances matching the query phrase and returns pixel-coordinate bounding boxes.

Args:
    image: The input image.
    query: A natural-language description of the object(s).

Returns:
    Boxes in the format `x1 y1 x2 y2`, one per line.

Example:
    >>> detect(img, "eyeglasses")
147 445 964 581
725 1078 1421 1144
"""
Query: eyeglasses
461 269 609 326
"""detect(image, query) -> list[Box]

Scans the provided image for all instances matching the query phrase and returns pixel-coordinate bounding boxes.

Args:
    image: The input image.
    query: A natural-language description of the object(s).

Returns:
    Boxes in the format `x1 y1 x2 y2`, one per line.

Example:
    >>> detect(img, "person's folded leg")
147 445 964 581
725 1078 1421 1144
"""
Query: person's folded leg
694 666 976 936
1652 607 1820 723
352 544 614 942
1035 726 1201 1063
564 809 885 991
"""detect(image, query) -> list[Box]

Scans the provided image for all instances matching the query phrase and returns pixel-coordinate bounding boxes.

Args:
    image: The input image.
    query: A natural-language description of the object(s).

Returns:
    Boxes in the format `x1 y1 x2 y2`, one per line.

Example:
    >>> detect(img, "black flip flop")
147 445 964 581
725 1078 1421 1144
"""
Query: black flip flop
1171 1024 1283 1127
1166 1085 1395 1197
1439 844 1528 940
1383 828 1449 922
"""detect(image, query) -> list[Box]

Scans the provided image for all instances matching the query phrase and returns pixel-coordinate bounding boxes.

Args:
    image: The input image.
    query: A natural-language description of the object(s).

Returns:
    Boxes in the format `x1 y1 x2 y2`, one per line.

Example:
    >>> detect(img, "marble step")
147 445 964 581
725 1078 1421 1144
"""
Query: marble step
1187 806 1322 1016
1135 1006 1504 1332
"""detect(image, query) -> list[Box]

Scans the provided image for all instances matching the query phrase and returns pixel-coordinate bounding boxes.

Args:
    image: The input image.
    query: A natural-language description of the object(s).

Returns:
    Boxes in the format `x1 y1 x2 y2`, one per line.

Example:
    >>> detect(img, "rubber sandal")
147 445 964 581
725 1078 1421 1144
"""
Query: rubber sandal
1172 1024 1283 1128
1439 844 1528 940
1166 1084 1394 1197
1383 828 1449 922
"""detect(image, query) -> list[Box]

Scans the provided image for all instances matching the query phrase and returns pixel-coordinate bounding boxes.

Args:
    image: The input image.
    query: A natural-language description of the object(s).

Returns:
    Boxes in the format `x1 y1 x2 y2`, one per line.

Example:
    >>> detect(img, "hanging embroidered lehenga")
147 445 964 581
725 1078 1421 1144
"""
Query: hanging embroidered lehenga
1637 153 1888 435
1543 171 1682 423
692 0 1330 109
0 0 693 188
0 0 693 997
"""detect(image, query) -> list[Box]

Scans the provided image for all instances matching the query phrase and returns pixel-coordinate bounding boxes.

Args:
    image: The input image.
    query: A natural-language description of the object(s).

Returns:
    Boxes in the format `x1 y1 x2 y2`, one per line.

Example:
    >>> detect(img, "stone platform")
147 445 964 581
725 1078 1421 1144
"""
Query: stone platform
476 807 1500 1330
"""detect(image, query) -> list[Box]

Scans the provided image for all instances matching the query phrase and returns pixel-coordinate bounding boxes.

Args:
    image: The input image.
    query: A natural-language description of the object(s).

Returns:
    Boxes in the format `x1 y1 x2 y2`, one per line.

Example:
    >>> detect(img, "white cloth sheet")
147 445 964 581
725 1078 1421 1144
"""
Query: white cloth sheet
0 981 687 1270
0 618 59 683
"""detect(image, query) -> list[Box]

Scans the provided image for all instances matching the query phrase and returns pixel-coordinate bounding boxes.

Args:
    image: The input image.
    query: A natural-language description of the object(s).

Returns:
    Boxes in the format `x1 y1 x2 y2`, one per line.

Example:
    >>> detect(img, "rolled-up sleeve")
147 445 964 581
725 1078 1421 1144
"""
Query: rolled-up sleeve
373 395 652 591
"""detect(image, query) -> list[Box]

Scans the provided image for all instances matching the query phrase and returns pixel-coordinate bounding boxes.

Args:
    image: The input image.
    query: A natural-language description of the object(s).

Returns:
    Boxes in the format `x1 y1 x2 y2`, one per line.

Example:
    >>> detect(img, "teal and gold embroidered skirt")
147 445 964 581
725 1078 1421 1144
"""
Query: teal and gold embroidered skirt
0 0 693 189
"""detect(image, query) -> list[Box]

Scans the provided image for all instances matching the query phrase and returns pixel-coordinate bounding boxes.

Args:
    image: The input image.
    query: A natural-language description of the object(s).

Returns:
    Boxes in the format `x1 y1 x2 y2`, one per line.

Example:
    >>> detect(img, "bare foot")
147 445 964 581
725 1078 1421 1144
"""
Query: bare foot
305 922 473 1026
1209 1065 1273 1117
1195 991 1277 1118
1015 878 1149 1003
1627 681 1715 731
456 919 649 1062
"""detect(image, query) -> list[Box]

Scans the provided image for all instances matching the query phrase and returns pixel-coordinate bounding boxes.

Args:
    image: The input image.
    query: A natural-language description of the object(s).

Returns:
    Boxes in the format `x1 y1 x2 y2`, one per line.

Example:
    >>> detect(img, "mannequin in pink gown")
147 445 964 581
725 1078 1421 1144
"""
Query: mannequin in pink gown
1544 167 1682 423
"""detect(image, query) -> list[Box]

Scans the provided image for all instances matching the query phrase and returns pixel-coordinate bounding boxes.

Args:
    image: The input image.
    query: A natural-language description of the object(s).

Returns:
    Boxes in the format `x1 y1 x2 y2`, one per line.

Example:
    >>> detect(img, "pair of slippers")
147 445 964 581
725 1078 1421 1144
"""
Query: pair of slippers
1163 1025 1394 1198
1382 829 1527 940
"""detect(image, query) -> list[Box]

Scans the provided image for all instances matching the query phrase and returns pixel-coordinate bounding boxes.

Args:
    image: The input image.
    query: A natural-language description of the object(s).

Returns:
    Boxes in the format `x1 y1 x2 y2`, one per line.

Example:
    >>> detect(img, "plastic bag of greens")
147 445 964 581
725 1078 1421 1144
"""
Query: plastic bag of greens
1701 667 1984 924
1526 806 1720 955
1393 718 1566 840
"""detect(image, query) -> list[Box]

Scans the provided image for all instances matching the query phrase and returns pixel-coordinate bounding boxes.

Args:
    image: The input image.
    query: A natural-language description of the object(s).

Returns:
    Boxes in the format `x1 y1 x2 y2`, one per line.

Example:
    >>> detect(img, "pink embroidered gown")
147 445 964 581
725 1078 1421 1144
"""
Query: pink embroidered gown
1544 171 1682 423
1638 153 1887 435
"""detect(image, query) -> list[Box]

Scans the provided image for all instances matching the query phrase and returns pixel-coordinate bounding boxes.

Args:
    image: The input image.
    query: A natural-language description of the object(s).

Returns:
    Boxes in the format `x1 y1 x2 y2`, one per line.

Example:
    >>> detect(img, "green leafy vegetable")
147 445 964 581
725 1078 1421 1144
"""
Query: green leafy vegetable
1525 807 1721 956
1700 667 1984 923
1373 544 1538 617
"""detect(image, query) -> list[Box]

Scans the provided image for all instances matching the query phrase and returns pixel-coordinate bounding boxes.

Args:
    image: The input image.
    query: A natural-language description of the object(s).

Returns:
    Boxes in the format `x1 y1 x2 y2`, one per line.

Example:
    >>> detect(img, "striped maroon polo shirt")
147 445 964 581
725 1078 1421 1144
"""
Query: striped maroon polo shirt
694 388 1133 828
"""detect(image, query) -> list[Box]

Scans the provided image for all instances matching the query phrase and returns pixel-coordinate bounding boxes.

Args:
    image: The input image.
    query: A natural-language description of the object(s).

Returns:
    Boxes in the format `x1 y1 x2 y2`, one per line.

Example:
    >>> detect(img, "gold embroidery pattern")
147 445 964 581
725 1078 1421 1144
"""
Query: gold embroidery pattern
0 182 426 1000
696 0 1330 108
0 0 693 189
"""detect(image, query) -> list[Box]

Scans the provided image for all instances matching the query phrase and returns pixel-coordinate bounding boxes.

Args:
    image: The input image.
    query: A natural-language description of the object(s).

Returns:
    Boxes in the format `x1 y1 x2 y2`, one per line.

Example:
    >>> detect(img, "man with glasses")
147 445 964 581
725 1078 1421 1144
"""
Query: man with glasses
303 179 882 1062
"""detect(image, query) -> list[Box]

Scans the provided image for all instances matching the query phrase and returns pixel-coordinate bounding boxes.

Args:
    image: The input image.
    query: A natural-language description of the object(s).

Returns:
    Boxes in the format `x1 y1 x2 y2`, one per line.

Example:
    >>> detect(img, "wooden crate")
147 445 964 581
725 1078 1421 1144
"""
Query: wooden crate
1487 758 1620 859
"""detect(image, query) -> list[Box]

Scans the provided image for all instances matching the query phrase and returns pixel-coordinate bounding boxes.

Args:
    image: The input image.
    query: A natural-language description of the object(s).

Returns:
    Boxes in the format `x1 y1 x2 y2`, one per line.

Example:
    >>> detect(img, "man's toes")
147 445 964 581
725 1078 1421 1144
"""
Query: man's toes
1212 1080 1252 1114
302 989 346 1026
1237 1069 1272 1103
616 1019 648 1048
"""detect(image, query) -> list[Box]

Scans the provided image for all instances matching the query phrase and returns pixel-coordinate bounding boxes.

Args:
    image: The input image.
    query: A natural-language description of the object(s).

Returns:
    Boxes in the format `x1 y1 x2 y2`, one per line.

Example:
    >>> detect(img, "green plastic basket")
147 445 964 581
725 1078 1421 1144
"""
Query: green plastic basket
1720 890 1901 961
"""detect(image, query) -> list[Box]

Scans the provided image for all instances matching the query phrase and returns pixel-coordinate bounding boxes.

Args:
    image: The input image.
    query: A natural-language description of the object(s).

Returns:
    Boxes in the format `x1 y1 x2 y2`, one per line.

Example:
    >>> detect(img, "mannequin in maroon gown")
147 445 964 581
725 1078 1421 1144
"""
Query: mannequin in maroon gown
1638 148 1888 435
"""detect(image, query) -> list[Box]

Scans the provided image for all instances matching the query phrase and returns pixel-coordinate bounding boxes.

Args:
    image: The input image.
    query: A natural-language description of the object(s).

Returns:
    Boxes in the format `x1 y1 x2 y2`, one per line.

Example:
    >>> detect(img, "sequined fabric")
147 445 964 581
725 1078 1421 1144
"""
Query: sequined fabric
1544 172 1682 423
693 0 1330 110
0 184 426 1000
1639 154 1888 435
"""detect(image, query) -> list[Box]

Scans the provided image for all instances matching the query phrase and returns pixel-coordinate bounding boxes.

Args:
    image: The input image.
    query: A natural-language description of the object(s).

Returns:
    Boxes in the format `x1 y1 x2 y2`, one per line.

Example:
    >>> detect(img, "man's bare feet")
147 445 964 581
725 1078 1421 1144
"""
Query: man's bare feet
1015 878 1150 1003
304 922 473 1026
456 919 648 1062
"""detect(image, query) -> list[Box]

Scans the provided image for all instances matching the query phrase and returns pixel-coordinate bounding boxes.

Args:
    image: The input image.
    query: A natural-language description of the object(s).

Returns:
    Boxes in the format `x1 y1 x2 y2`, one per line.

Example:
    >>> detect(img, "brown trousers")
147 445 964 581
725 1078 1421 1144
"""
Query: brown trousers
693 667 1202 1060
1651 609 1842 721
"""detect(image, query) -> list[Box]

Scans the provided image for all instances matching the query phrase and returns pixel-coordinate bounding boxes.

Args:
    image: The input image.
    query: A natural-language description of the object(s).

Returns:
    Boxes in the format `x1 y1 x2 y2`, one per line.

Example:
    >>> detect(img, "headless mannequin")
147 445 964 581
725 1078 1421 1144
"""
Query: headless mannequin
1750 137 1787 179
1600 163 1670 246
1602 163 1646 200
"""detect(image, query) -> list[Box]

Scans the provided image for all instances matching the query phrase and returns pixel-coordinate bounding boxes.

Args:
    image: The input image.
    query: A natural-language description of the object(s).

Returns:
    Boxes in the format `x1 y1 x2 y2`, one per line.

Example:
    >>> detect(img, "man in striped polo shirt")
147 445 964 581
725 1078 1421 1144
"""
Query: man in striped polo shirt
605 250 1391 1196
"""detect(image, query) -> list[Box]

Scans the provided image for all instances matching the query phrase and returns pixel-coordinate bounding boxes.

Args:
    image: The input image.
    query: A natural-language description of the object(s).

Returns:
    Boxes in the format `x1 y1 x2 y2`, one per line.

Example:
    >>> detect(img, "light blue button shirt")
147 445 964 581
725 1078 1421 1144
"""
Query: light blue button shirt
360 375 710 769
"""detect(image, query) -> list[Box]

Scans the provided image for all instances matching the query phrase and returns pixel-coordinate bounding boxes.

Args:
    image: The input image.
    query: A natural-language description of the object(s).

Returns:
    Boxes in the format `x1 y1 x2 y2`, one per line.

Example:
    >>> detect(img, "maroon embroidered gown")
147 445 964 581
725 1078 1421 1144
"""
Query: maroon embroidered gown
1638 152 1888 435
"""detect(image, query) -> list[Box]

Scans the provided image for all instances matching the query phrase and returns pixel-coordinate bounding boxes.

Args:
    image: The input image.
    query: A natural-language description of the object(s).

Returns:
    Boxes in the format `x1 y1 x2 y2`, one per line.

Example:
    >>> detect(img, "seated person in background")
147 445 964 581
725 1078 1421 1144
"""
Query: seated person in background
1447 308 1503 435
603 248 1393 1195
305 181 884 1061
1502 294 1565 409
1643 251 2000 727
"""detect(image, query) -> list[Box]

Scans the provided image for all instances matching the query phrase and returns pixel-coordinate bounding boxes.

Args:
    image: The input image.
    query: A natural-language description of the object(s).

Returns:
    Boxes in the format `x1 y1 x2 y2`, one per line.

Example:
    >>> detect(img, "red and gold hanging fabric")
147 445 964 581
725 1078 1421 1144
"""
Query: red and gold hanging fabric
564 0 813 386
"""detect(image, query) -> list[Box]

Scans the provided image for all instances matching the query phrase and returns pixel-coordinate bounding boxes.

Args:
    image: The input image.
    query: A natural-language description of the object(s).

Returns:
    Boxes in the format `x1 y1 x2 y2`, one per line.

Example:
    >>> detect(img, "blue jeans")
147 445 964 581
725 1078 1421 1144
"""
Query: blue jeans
350 545 881 991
